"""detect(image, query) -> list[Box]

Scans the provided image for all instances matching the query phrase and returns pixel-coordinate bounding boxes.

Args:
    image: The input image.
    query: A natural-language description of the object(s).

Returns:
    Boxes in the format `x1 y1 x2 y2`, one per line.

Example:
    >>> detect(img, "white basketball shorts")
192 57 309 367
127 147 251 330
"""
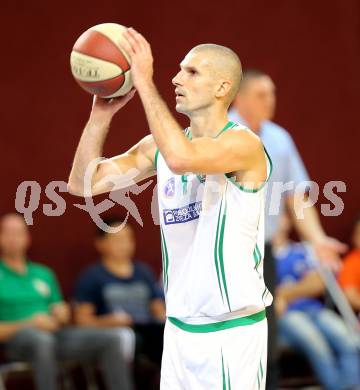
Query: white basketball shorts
160 311 268 389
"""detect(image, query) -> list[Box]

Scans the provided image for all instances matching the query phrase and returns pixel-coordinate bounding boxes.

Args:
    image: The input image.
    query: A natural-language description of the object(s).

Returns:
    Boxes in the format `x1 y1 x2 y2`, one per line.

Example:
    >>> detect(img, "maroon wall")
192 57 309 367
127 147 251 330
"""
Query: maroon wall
2 0 359 296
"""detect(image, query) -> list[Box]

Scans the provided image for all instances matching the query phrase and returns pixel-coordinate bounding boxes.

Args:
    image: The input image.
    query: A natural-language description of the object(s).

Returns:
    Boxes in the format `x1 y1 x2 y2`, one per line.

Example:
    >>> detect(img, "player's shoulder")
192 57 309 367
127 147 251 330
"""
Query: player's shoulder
223 124 262 149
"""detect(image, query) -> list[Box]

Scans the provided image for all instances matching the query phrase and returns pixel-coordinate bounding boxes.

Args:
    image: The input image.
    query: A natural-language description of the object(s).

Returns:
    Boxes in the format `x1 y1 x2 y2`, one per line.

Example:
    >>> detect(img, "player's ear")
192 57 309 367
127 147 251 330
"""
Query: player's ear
215 80 231 98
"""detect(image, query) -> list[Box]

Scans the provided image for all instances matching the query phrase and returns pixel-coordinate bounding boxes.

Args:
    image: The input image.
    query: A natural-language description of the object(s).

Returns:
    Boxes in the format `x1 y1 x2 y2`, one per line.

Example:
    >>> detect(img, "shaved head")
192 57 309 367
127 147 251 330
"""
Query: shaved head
189 44 242 106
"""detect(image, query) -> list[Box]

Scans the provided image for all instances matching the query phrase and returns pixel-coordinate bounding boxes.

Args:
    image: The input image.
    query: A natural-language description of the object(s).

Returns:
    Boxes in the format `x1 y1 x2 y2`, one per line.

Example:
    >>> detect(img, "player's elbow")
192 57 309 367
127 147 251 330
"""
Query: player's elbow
166 156 190 175
67 181 85 197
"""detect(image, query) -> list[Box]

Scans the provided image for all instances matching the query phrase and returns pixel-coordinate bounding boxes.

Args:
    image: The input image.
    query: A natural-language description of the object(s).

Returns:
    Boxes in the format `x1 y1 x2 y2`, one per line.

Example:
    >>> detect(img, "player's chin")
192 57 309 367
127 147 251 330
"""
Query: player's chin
175 103 187 114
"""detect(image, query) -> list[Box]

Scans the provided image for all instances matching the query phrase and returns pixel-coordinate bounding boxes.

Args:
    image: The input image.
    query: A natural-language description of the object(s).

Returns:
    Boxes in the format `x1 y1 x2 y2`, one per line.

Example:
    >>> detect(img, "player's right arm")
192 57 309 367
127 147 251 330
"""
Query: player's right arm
67 92 157 197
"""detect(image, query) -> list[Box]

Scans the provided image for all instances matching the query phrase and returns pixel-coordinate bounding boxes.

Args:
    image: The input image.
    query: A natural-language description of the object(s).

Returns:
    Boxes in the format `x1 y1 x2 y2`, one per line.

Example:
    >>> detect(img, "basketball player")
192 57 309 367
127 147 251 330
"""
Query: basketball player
68 28 271 389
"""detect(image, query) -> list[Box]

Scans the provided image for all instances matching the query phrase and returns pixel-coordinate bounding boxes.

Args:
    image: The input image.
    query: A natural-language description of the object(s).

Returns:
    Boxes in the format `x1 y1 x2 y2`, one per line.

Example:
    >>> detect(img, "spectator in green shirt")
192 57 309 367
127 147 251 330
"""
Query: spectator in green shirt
0 213 133 390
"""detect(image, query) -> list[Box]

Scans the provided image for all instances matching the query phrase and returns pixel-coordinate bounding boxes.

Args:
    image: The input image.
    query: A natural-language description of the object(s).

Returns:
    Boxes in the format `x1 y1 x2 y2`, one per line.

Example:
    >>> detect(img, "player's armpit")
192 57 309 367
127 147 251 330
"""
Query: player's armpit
167 129 265 175
90 134 157 196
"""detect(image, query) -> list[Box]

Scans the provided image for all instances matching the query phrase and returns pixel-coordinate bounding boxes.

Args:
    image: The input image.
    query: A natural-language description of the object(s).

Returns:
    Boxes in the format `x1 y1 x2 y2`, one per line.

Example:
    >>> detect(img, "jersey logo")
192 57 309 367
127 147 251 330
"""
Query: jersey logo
163 178 175 198
163 201 202 225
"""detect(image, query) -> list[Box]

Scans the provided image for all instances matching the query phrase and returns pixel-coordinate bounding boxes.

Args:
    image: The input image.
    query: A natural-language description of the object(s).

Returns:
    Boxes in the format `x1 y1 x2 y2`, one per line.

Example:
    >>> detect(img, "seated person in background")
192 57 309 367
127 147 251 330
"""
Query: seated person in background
274 213 360 390
74 217 166 366
0 213 133 390
339 214 360 315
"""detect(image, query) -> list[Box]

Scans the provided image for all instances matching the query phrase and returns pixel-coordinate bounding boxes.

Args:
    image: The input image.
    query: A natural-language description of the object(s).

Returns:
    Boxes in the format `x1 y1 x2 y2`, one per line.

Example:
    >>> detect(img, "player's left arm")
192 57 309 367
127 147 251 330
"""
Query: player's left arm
135 84 264 174
172 129 264 174
122 28 264 175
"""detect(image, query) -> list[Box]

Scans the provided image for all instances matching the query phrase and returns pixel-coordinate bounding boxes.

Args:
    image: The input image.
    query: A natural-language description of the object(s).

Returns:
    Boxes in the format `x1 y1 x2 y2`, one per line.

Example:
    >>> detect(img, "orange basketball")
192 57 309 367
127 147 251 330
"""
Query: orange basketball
70 23 132 98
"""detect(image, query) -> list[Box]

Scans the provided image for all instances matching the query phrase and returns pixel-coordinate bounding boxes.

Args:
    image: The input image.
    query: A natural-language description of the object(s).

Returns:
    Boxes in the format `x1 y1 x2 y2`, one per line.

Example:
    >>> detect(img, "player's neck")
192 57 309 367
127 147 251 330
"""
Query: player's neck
189 108 229 138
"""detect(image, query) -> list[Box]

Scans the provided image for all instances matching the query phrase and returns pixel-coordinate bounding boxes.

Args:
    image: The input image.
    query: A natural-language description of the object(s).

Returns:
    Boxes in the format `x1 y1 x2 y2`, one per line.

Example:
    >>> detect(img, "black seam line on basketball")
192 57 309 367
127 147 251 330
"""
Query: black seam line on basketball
93 29 131 70
72 49 130 72
79 72 128 86
79 70 129 84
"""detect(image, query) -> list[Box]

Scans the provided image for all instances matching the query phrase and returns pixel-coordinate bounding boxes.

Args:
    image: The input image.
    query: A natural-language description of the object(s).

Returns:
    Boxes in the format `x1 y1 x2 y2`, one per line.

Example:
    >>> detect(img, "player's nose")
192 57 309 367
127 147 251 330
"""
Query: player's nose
172 71 182 86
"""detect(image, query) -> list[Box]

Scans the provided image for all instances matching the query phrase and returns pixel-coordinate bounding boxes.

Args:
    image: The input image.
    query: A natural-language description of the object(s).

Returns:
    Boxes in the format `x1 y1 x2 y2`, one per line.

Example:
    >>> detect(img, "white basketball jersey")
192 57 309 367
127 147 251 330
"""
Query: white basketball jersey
156 121 273 323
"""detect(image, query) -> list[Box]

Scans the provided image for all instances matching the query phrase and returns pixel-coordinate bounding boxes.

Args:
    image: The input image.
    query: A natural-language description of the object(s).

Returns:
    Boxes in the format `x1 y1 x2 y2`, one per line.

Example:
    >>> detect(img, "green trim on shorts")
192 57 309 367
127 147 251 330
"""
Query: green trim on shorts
168 310 266 333
257 359 264 389
221 350 232 390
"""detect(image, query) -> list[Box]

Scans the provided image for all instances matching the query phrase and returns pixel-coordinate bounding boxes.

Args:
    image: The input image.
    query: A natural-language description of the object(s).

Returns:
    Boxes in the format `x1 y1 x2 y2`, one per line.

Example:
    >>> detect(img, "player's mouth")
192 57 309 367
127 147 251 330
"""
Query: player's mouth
175 89 185 99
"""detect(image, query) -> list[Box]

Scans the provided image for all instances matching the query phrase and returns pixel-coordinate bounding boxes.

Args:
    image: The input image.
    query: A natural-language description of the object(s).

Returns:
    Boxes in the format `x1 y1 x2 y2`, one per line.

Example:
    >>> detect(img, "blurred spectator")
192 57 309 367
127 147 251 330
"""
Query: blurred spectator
0 213 133 390
228 69 346 390
339 214 360 315
274 213 360 390
73 217 166 367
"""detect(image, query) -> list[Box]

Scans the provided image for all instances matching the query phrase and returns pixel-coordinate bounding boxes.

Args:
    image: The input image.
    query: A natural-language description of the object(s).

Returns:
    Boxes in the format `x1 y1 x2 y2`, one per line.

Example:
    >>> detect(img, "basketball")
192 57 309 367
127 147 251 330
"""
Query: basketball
70 23 132 98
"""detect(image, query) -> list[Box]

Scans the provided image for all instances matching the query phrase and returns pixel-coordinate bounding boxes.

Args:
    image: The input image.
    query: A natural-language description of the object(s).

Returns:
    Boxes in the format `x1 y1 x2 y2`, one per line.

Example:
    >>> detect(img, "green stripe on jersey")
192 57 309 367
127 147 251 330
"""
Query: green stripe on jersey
254 243 262 272
214 198 225 303
154 149 160 170
160 227 169 291
215 121 236 138
186 121 235 140
218 199 231 311
168 310 266 333
214 184 231 310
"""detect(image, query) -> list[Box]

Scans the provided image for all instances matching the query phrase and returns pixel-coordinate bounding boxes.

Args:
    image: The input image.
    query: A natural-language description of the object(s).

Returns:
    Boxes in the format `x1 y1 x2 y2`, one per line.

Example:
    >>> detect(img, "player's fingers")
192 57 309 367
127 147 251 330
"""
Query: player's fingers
139 34 152 55
110 89 136 106
118 37 134 57
128 27 148 52
92 95 108 107
122 30 138 54
124 29 142 53
124 88 137 101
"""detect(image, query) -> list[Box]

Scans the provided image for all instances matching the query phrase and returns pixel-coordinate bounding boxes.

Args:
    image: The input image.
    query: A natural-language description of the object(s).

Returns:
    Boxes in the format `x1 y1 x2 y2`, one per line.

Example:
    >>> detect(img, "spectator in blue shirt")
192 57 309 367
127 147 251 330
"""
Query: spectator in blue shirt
228 69 346 390
274 213 360 390
73 217 166 366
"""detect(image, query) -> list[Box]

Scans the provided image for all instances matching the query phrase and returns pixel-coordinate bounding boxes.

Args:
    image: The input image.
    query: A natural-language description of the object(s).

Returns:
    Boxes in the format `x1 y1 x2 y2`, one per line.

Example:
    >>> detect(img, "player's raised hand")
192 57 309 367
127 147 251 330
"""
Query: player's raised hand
122 27 154 89
91 89 136 118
